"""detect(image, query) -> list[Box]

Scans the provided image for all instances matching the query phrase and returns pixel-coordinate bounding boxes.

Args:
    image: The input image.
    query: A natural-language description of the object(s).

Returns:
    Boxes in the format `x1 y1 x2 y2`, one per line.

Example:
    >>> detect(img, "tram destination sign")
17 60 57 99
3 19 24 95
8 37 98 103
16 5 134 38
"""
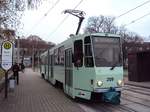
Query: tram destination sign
1 41 13 71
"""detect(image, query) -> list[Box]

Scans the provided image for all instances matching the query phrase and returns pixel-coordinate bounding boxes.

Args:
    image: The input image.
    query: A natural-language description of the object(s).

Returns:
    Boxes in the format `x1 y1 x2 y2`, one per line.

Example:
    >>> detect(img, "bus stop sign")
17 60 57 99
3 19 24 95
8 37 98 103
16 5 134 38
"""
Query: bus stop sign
1 41 13 71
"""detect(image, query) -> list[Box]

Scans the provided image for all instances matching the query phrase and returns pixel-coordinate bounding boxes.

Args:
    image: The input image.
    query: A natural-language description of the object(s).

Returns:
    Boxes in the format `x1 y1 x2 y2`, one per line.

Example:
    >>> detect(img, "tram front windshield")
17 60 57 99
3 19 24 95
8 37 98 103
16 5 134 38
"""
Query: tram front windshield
92 37 122 67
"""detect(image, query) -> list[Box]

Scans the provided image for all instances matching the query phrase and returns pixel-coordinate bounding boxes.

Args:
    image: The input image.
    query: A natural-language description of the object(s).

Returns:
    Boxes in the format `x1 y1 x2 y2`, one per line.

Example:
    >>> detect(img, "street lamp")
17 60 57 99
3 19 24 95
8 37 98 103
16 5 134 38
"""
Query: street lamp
32 45 35 72
17 36 20 64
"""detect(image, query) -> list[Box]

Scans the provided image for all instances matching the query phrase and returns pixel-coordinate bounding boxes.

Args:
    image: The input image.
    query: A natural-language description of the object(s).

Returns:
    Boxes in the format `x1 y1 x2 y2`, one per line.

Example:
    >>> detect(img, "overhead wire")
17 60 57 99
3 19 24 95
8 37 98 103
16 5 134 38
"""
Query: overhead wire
124 12 150 26
48 0 84 38
27 0 150 39
113 0 150 32
27 0 60 35
49 0 149 38
44 0 60 17
116 0 150 19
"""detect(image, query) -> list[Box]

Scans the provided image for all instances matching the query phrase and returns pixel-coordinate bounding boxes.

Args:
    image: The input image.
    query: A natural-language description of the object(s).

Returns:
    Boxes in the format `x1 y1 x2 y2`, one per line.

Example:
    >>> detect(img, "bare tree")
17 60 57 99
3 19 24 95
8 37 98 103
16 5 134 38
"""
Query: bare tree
19 35 55 55
84 15 144 45
84 15 145 68
118 25 144 68
17 35 55 63
84 15 117 33
0 0 47 36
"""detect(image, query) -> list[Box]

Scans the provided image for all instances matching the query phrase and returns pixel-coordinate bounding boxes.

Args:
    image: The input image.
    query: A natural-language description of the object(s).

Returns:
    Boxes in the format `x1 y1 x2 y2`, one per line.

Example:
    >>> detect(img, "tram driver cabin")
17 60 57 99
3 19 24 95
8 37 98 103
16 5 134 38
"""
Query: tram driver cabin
40 33 123 102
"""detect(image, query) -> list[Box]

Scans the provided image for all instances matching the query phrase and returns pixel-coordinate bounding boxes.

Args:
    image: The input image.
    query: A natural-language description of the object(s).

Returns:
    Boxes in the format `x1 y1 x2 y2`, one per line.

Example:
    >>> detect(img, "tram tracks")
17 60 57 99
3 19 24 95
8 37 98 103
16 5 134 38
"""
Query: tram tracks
122 91 150 102
79 102 139 112
78 98 140 112
123 85 150 101
120 85 150 112
104 103 138 112
121 96 150 108
122 91 150 103
78 84 150 112
123 85 150 96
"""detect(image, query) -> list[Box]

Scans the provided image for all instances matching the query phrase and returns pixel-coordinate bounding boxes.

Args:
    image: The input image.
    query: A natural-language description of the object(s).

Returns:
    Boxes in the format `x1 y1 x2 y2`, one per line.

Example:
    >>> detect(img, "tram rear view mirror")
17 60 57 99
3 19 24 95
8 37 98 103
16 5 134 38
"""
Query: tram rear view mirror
72 54 75 63
72 54 79 68
73 53 83 68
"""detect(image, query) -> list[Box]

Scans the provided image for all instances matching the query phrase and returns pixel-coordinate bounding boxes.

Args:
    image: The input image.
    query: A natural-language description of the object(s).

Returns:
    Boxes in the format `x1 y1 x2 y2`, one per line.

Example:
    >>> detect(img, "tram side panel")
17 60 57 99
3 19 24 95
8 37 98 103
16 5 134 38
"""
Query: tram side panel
53 65 65 84
73 67 95 100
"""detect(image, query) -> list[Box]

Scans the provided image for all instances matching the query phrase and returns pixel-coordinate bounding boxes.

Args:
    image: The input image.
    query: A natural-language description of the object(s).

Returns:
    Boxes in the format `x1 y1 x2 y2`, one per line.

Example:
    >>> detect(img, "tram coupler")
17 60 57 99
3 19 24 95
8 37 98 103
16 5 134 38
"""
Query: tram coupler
102 87 120 105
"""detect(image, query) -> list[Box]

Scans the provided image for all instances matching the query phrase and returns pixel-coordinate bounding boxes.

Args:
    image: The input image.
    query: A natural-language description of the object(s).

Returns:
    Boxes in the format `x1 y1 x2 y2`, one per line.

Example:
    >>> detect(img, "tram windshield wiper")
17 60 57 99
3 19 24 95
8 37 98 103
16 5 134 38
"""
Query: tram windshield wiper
110 62 118 70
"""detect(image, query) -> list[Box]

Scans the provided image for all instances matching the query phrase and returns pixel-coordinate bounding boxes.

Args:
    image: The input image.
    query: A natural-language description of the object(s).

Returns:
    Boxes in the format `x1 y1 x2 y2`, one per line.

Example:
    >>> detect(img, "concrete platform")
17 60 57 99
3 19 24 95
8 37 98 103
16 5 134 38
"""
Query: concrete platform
0 68 85 112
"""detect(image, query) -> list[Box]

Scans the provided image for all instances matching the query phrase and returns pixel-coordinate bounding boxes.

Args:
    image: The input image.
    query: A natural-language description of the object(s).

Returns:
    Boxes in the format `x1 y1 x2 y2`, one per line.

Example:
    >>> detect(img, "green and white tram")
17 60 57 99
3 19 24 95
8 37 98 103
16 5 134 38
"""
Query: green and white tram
40 33 123 103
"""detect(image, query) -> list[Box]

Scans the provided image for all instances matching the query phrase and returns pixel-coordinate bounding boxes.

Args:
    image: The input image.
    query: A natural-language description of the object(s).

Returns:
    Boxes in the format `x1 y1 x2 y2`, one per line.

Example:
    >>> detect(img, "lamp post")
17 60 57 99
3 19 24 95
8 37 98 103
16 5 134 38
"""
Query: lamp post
38 50 40 72
32 46 35 72
17 36 20 64
37 41 40 72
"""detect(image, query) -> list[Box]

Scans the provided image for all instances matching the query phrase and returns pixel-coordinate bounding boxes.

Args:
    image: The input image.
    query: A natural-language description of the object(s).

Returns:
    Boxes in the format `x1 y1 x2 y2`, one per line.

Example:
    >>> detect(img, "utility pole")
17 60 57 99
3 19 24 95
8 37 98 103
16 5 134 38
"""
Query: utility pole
63 9 86 35
37 50 40 72
32 47 35 72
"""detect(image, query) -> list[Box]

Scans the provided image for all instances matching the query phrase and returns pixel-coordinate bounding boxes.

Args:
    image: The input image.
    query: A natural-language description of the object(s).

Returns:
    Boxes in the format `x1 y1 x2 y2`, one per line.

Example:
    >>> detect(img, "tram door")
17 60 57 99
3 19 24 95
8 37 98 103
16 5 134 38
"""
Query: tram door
65 48 73 96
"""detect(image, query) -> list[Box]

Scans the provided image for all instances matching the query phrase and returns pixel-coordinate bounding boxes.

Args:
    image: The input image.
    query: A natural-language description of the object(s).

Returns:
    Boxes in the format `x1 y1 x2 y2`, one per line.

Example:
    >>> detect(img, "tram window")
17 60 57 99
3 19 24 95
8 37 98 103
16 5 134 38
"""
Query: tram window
58 46 64 65
84 36 94 67
74 40 83 67
92 37 121 66
50 54 54 66
49 55 51 65
45 56 48 65
41 56 45 65
85 44 92 56
84 36 91 44
54 49 58 65
85 57 94 67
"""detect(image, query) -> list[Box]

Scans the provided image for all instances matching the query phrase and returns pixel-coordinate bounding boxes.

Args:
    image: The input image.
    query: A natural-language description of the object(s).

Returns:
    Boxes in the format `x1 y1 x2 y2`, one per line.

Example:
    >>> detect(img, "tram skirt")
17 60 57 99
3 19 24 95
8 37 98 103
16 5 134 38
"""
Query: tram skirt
102 87 120 105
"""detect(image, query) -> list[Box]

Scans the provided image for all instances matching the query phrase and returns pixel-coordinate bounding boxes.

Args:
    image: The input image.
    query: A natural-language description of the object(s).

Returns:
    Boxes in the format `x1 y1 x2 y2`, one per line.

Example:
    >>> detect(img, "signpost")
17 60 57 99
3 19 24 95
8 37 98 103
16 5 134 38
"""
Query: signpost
1 41 13 98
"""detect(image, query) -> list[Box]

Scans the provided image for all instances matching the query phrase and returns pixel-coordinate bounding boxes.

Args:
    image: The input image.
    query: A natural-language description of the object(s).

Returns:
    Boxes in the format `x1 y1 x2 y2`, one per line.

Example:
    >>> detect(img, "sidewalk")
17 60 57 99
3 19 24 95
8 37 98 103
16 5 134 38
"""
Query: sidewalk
0 68 85 112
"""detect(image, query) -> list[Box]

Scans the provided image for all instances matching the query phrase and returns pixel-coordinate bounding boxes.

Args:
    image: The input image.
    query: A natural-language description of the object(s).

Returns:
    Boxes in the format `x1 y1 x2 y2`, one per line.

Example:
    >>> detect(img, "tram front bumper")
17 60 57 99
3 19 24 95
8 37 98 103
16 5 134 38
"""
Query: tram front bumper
101 87 121 104
94 87 122 93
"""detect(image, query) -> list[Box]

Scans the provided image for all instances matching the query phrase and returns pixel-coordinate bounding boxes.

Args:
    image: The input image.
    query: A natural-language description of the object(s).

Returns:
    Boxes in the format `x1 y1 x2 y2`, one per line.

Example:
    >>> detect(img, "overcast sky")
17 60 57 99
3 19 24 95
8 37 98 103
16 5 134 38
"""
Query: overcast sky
20 0 150 44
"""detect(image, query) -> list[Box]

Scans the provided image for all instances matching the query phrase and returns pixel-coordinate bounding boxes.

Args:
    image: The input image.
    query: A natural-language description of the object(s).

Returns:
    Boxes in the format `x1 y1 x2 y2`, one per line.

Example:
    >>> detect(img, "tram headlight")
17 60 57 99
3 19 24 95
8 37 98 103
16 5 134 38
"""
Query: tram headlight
117 80 123 86
97 81 103 87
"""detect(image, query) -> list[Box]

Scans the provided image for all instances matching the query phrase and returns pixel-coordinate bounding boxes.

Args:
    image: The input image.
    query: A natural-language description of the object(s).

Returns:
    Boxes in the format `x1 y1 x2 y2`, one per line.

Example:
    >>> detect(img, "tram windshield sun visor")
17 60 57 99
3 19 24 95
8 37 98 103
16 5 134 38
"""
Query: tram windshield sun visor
92 36 122 67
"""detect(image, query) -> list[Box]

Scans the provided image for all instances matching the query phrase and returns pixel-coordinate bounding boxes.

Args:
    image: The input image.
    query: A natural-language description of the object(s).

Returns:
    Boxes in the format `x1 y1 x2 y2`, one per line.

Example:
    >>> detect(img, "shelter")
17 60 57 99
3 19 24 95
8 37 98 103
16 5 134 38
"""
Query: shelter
128 51 150 82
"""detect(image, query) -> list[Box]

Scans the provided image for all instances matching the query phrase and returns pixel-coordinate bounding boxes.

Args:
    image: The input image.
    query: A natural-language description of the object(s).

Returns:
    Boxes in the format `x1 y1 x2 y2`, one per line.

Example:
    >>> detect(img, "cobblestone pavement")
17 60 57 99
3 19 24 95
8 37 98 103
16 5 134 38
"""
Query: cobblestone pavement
0 68 85 112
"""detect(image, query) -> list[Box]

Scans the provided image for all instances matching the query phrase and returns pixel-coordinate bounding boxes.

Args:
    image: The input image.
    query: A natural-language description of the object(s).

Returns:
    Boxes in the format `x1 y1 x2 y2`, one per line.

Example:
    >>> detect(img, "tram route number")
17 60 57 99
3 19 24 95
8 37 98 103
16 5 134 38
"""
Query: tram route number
107 77 114 81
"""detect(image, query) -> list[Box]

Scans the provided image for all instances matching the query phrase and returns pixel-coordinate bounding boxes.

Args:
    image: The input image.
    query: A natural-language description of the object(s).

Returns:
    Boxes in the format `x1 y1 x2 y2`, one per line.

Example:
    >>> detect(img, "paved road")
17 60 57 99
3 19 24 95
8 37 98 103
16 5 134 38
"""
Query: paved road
0 68 85 112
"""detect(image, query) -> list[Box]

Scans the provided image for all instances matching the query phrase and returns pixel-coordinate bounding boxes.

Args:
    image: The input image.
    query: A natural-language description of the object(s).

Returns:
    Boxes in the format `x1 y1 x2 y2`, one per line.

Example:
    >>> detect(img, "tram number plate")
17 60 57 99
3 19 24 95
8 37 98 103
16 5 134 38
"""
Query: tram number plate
106 77 114 81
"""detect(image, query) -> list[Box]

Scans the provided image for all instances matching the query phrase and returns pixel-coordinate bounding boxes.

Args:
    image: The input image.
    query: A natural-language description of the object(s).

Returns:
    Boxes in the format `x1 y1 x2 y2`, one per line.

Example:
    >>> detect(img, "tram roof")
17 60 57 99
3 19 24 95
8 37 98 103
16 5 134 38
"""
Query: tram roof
48 32 121 51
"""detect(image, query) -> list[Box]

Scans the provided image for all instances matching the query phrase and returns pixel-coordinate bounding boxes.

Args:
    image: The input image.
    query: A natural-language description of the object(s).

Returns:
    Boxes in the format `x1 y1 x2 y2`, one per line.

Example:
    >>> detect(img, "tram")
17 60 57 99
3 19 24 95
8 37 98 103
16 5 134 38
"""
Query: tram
40 33 123 103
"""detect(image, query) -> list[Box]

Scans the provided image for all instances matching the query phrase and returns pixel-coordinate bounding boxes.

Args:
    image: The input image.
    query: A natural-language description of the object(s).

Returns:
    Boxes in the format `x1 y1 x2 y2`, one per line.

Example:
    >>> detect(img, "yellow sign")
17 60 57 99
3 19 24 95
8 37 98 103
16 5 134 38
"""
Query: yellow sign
3 42 12 49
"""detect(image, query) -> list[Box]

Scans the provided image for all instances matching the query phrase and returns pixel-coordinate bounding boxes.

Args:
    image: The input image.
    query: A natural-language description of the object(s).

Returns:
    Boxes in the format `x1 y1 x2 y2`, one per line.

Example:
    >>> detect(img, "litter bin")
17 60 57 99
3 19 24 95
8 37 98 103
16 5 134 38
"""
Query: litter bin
9 77 15 90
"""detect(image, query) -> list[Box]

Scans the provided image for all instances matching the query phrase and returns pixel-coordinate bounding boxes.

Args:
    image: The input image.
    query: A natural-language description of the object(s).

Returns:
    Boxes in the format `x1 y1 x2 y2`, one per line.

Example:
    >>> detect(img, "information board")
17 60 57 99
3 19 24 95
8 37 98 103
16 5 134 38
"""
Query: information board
1 41 13 71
